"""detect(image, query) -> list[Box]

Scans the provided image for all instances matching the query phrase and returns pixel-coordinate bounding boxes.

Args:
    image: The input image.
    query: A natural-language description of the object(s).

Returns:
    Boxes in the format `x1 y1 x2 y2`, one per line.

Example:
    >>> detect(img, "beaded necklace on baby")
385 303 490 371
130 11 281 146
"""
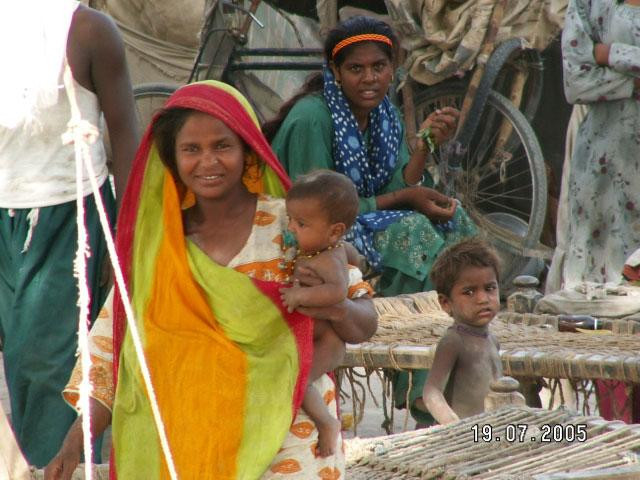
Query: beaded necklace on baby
293 241 344 265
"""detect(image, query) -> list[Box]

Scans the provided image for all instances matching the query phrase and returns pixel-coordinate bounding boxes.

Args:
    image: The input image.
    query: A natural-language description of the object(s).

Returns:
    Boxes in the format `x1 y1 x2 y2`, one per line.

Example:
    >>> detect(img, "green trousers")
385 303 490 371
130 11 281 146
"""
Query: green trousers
0 184 115 467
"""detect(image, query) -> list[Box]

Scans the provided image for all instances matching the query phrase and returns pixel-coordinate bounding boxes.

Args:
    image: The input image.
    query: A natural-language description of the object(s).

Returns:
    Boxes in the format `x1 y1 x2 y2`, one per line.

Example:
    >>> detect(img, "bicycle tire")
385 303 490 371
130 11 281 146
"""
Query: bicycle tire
133 83 179 134
413 82 547 286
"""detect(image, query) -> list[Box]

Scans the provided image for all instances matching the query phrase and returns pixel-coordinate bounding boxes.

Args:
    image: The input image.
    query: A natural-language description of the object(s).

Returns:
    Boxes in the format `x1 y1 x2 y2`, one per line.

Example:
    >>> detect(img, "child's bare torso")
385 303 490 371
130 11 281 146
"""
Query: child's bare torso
444 326 502 418
293 247 349 340
293 246 349 285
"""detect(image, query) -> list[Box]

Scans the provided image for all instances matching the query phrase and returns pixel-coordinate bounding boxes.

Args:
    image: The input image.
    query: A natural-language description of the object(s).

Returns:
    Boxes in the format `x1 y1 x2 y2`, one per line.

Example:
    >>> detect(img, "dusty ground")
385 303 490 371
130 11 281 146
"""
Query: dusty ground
339 367 417 439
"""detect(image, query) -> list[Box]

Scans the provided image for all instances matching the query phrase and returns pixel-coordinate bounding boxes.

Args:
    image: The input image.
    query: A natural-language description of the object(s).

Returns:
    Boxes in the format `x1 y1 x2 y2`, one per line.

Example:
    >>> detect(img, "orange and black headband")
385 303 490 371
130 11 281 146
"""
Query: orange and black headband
331 34 393 59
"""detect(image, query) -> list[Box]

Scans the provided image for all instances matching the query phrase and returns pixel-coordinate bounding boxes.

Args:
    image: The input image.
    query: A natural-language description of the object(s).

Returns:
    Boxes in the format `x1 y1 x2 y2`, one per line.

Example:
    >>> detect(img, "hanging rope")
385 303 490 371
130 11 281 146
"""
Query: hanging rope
62 63 179 480
62 62 95 480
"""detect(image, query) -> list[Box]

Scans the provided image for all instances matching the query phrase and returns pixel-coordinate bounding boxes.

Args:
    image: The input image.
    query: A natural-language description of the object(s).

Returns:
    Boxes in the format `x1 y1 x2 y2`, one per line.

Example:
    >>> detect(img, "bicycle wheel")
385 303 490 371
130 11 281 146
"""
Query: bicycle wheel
133 83 179 135
413 82 547 286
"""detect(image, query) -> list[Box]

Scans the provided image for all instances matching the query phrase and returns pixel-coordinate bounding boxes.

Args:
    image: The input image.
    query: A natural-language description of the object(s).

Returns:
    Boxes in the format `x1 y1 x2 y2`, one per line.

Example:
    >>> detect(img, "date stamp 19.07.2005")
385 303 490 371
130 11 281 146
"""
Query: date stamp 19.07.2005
471 423 588 443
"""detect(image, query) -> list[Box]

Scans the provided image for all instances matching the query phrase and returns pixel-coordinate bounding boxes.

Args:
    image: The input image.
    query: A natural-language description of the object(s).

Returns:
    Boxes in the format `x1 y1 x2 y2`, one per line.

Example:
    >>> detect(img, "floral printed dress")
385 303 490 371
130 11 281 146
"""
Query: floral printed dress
553 0 640 289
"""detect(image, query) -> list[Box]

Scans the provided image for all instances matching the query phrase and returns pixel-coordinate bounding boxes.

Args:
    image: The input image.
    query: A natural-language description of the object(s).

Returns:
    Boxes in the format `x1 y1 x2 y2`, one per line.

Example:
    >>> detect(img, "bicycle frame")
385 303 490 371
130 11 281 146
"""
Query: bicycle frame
189 0 323 84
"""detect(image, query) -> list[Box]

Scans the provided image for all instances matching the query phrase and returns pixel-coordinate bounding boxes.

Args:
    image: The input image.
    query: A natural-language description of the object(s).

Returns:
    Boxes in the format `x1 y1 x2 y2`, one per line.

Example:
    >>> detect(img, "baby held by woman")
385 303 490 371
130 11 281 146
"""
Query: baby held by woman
281 169 371 456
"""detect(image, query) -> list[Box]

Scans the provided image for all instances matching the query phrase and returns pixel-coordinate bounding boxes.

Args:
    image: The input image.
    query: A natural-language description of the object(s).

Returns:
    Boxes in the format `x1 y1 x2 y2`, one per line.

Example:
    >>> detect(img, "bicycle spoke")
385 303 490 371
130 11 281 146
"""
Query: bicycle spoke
475 192 534 203
417 87 546 288
472 120 502 160
472 166 532 189
475 181 533 199
472 149 530 181
470 128 501 170
476 149 530 172
474 198 530 217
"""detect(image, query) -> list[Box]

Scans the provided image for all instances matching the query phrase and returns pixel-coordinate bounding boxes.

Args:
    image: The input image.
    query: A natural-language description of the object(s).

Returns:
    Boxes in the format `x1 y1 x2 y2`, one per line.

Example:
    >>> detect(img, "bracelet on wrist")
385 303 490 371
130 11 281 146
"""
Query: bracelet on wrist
405 174 425 188
416 126 437 154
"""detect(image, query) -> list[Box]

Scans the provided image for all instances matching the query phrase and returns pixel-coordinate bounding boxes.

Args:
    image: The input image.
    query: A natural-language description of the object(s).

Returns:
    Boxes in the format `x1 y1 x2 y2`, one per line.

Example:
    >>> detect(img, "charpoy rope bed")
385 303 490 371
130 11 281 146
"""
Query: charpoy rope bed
339 292 640 433
344 405 640 479
498 311 640 335
345 292 640 383
29 406 640 479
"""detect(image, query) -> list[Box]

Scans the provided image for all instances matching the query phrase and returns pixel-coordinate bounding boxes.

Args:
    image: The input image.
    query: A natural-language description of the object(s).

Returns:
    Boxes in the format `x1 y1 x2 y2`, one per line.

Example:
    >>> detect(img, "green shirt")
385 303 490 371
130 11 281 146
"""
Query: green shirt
271 92 476 295
271 93 431 214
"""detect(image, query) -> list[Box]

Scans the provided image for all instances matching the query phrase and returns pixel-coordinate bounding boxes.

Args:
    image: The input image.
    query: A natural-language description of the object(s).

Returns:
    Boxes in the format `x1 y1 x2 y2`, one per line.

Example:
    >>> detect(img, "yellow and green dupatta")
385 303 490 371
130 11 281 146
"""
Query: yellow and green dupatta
111 81 312 479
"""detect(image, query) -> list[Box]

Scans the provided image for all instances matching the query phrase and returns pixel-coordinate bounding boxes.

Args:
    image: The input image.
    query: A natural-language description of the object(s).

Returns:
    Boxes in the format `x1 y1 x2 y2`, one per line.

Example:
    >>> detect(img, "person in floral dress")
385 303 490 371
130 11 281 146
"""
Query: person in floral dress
549 0 640 290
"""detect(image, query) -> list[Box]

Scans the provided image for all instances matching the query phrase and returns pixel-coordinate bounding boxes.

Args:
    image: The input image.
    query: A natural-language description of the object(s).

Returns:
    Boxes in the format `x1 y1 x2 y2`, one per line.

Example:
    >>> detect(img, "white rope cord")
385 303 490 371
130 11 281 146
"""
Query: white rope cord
62 64 178 479
62 62 94 480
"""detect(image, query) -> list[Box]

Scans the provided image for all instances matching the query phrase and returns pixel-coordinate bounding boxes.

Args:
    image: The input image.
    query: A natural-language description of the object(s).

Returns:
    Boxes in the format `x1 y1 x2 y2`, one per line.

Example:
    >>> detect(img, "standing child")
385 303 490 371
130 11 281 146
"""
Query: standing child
421 238 502 425
281 169 371 456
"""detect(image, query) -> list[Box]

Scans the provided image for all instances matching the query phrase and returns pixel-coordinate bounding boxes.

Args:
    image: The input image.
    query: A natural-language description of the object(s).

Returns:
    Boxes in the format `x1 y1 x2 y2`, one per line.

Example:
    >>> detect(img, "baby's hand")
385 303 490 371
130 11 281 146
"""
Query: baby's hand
292 265 323 287
280 280 303 313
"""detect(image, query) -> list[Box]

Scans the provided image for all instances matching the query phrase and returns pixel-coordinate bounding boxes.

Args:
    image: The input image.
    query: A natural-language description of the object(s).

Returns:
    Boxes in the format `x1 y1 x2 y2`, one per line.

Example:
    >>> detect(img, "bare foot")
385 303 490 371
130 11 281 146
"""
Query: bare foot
315 416 341 457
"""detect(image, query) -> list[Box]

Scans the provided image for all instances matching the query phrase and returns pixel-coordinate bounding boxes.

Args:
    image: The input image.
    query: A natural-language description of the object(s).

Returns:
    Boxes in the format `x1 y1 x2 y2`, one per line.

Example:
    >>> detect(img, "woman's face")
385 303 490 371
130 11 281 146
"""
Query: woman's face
331 42 393 119
175 112 246 200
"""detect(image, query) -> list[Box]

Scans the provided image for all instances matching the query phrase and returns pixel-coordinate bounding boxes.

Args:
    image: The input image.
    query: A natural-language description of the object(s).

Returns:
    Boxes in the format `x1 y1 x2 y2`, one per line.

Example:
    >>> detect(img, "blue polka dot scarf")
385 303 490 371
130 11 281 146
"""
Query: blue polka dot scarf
323 67 411 271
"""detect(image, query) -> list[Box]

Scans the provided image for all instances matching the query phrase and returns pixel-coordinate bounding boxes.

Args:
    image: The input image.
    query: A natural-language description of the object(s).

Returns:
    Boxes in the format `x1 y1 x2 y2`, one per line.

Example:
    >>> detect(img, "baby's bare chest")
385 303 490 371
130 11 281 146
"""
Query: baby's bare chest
293 249 349 279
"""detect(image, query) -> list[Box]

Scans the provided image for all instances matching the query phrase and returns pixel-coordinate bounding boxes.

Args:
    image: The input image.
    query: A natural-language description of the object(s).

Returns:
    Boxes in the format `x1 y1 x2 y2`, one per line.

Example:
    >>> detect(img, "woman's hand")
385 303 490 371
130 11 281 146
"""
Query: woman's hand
593 44 640 91
43 421 83 480
417 107 460 149
297 297 377 344
403 186 457 222
296 299 350 324
594 43 610 66
44 400 112 480
292 265 377 343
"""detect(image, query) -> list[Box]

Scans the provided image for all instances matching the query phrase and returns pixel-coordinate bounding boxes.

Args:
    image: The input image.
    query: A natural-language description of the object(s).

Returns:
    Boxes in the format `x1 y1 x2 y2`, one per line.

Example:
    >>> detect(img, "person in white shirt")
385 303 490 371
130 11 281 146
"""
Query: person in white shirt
0 1 137 467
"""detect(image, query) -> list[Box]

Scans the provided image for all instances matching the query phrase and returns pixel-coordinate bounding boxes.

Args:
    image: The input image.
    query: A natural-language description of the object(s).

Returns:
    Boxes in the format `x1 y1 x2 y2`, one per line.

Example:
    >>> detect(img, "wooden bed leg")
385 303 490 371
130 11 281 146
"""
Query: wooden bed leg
507 275 543 313
485 376 526 412
518 377 543 408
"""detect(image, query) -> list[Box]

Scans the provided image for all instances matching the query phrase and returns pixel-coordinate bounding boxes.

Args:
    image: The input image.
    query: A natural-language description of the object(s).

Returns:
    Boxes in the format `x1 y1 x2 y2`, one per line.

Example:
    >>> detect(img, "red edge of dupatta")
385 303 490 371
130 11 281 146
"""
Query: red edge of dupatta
250 277 314 416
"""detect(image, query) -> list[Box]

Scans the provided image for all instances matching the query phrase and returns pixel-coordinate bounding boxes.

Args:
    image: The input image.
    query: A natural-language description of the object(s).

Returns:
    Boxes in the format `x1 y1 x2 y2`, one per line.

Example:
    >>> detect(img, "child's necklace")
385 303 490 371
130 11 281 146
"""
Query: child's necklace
455 323 489 338
294 241 344 263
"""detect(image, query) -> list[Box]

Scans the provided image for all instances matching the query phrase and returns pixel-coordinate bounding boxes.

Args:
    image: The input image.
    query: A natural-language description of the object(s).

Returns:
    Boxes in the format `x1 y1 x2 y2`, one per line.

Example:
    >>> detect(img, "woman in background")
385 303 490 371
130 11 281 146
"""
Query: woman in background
265 16 477 425
551 0 640 290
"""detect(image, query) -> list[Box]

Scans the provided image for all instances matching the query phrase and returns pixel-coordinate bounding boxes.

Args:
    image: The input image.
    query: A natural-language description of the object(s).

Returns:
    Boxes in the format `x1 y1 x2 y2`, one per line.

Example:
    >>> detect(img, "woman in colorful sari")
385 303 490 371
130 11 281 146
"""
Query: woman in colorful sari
44 80 377 479
263 16 477 426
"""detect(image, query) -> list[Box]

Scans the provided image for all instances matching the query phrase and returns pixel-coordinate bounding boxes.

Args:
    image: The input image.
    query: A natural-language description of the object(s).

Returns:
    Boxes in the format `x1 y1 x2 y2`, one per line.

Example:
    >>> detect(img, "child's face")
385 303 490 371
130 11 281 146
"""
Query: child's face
286 198 342 253
438 266 499 328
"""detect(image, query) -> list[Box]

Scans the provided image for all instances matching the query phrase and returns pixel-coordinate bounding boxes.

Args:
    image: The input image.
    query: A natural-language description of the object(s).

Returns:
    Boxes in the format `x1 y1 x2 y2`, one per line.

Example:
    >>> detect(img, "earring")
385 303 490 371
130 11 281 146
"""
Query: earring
335 78 341 87
181 188 196 209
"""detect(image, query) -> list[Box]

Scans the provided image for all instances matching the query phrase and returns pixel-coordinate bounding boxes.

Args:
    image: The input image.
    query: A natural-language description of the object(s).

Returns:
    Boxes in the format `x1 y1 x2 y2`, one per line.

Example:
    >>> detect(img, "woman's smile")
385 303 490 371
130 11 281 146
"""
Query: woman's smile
195 173 223 183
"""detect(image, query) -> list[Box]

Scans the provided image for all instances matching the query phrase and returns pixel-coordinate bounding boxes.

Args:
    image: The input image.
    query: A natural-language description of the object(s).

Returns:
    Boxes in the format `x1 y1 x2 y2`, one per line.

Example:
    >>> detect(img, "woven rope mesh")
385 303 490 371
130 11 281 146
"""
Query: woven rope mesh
362 293 640 382
345 405 640 479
